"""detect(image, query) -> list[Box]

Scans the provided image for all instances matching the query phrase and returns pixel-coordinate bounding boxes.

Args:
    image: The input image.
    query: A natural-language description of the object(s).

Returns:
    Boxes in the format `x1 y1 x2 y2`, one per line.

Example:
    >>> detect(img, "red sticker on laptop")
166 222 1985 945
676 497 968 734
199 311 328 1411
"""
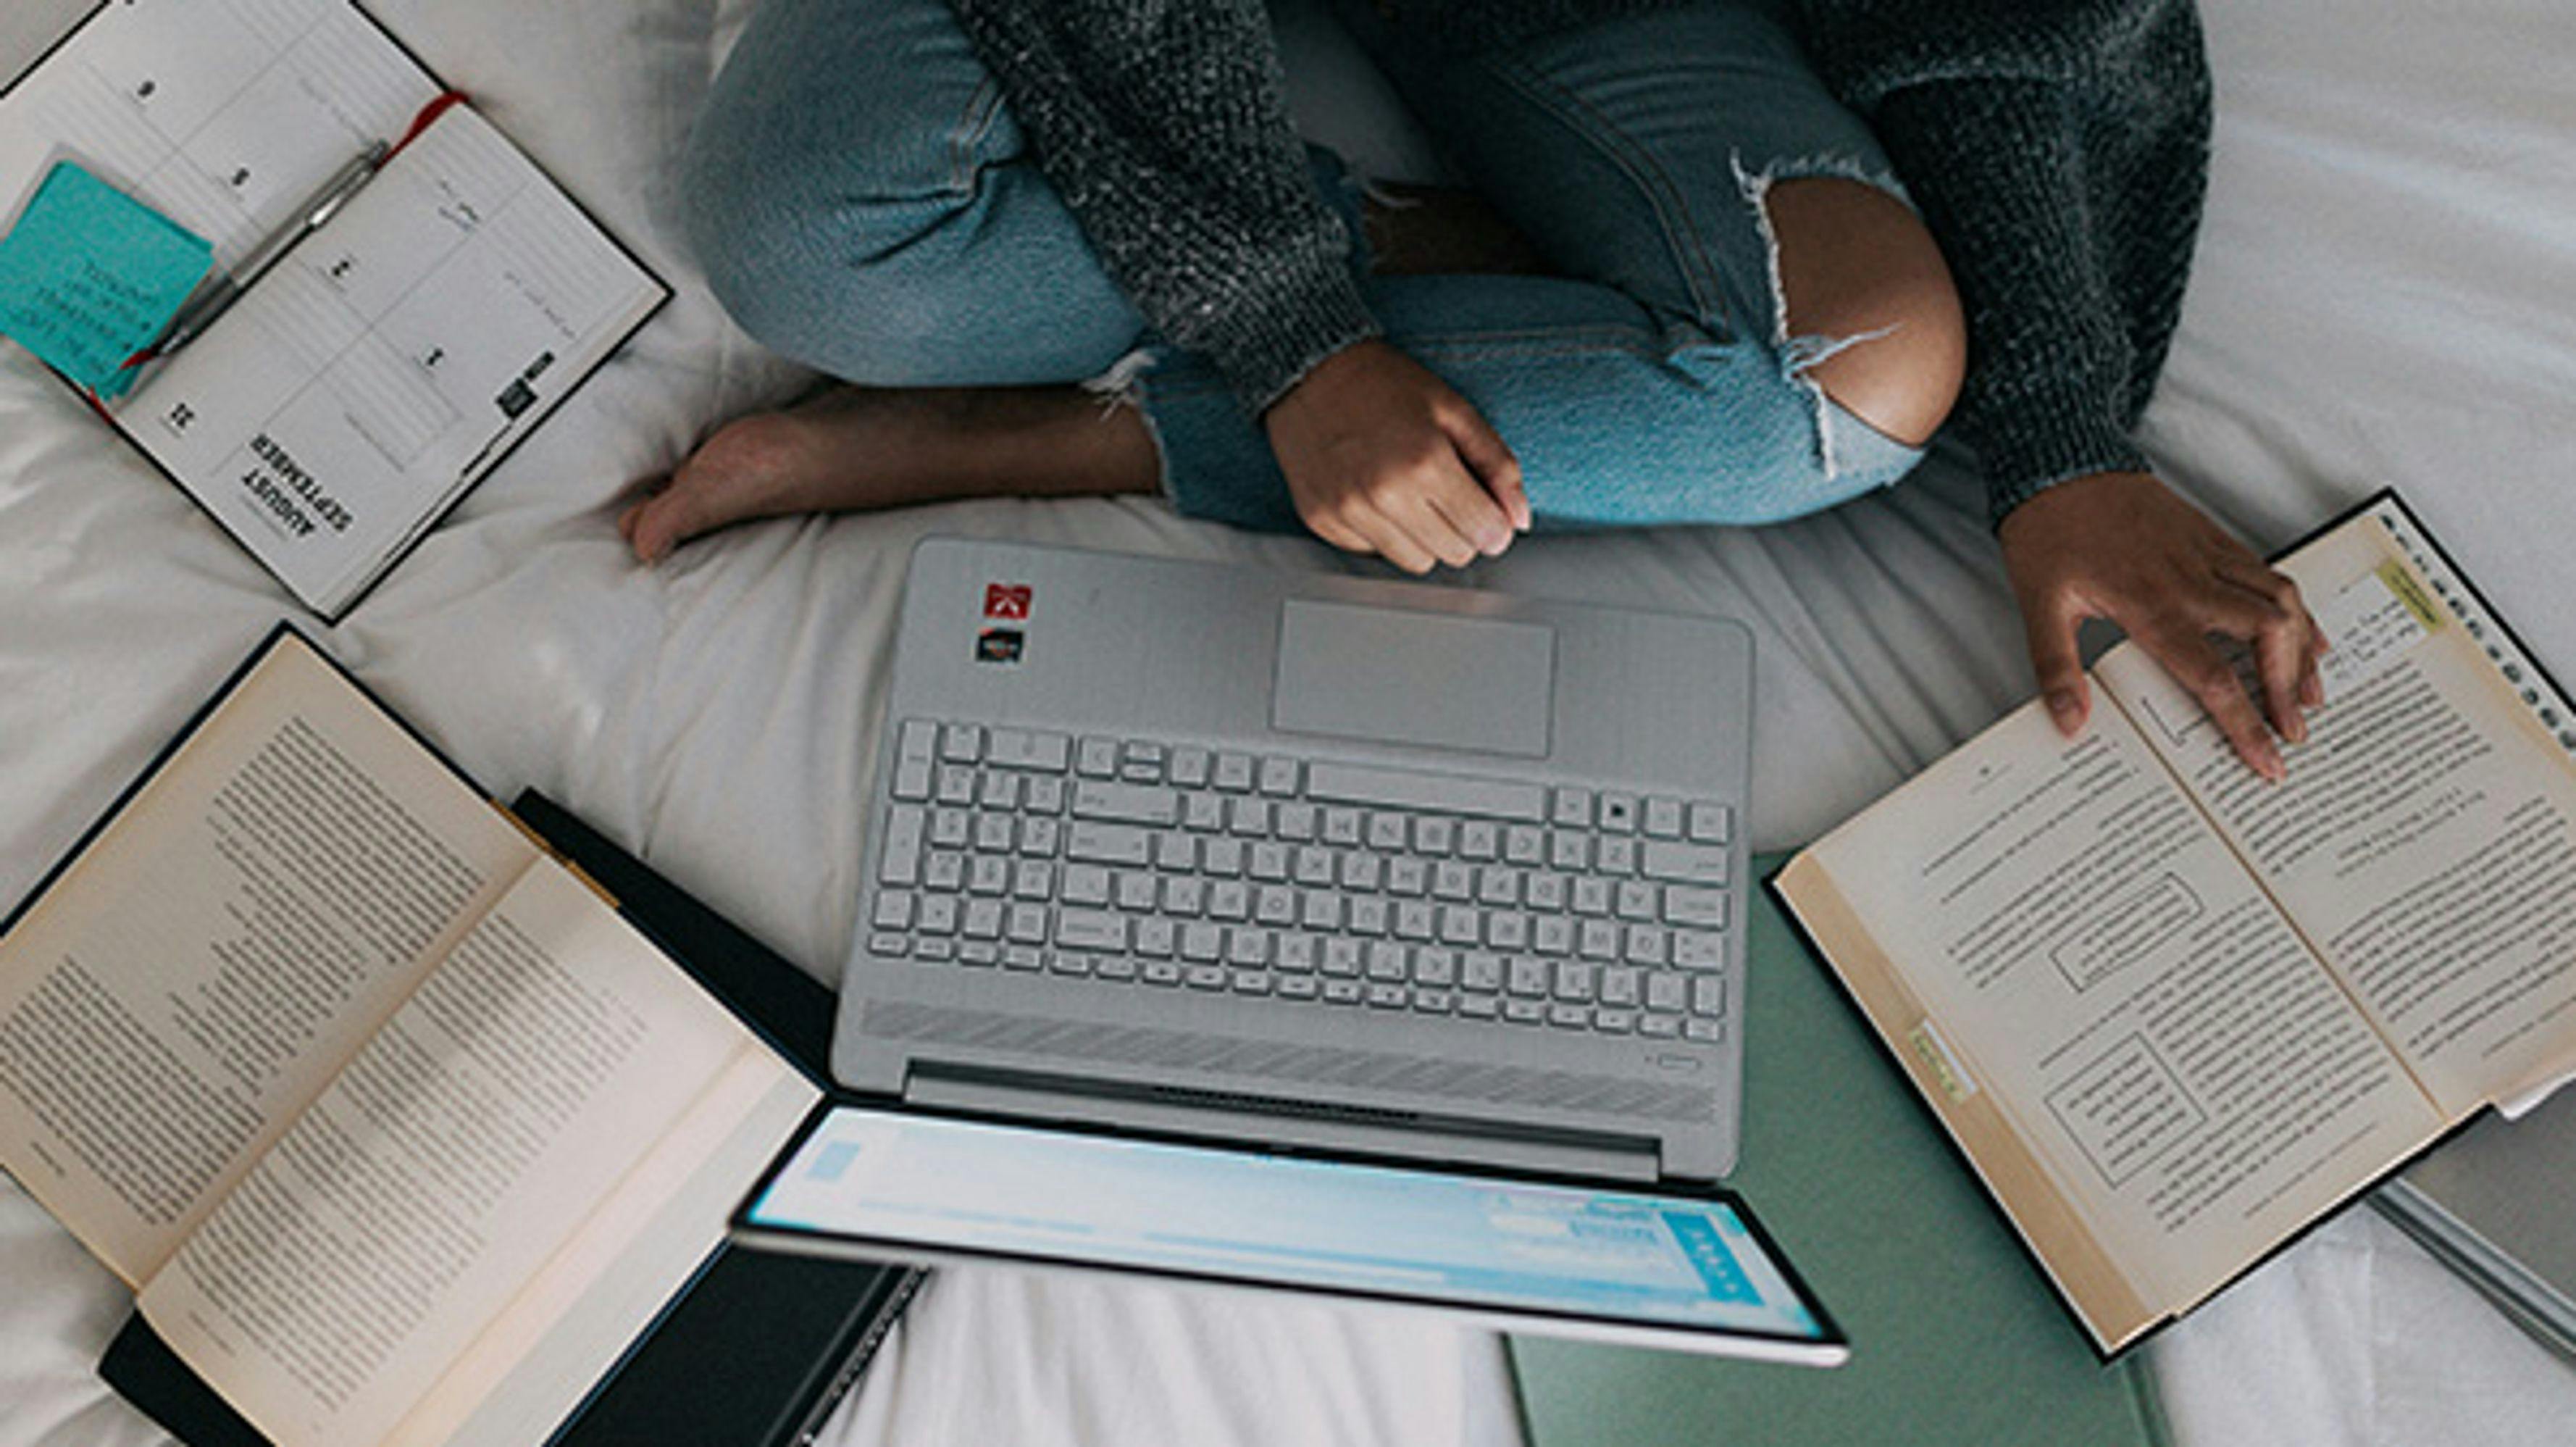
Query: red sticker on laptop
984 583 1032 620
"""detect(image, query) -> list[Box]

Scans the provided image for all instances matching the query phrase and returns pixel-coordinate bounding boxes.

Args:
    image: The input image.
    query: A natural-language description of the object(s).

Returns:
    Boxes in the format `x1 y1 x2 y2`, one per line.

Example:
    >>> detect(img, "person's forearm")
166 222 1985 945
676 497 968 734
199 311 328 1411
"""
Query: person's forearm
1792 0 2212 524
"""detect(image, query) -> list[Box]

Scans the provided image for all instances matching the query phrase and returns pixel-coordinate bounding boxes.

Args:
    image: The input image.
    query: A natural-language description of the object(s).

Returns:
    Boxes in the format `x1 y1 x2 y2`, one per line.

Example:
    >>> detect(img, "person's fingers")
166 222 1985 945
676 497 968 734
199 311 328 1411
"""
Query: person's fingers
2186 578 2291 643
1420 463 1516 561
2143 625 2283 781
1442 397 1531 534
2210 563 2322 736
2252 609 2309 743
1387 484 1481 570
1304 508 1376 559
2021 591 2092 735
1350 501 1439 575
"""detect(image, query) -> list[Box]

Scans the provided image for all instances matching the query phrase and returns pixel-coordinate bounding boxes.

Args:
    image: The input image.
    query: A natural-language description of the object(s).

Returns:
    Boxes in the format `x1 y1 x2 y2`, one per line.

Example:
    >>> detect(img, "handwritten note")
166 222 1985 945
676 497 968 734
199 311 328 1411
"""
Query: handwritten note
0 160 212 397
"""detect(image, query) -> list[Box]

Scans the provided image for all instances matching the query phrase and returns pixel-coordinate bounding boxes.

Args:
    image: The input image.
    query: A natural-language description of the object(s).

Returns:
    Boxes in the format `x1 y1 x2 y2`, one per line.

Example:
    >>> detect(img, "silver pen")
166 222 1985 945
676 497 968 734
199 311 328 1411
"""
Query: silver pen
151 139 391 359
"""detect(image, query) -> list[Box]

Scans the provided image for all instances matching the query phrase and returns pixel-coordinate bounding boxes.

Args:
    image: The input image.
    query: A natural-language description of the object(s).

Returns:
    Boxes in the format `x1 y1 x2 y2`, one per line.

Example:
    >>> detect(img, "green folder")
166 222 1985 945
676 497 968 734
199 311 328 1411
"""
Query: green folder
1510 855 2167 1447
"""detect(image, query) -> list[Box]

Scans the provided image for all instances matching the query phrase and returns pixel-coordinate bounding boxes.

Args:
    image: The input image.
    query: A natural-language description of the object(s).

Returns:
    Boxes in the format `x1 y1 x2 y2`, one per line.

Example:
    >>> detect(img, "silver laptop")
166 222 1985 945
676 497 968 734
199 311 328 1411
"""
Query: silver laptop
832 537 1755 1183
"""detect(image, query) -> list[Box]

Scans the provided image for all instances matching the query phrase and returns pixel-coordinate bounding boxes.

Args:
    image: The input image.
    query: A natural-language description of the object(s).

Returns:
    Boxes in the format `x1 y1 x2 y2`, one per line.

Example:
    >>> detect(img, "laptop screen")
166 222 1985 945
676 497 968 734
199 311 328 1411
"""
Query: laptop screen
737 1104 1836 1354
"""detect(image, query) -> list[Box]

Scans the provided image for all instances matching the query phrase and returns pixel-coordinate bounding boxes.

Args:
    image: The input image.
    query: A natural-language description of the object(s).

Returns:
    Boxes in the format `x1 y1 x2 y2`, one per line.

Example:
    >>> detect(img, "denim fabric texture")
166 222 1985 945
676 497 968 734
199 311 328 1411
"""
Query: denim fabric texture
681 0 1926 534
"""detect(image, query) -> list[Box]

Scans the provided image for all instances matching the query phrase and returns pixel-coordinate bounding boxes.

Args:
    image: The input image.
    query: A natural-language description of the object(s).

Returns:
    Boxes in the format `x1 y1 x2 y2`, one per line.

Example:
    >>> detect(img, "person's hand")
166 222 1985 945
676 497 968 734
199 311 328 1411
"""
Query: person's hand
1999 470 2327 781
1264 340 1531 572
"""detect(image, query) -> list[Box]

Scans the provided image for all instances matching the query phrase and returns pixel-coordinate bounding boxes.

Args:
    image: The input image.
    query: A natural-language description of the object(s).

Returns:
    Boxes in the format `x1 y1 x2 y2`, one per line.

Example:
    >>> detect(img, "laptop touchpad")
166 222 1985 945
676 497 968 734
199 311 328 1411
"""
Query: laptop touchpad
1271 599 1554 758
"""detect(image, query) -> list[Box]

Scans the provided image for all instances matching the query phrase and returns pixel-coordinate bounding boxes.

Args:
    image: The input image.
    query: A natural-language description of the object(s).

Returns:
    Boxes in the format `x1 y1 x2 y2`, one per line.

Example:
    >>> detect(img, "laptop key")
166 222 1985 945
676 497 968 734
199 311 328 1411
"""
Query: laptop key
1055 907 1127 951
1639 841 1728 885
1671 929 1726 970
1213 751 1256 792
1663 885 1727 928
1691 976 1728 1017
1305 762 1546 823
1076 737 1119 777
1643 797 1684 838
898 719 938 764
1687 801 1732 844
917 895 960 935
1644 972 1687 1013
1065 821 1151 866
1074 780 1179 826
878 806 926 885
1551 787 1593 827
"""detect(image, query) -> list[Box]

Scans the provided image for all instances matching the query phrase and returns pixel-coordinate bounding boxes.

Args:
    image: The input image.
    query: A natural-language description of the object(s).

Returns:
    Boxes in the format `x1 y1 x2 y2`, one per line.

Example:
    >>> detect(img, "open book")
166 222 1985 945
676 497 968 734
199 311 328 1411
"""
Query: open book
1777 492 2576 1355
0 630 821 1447
0 0 666 617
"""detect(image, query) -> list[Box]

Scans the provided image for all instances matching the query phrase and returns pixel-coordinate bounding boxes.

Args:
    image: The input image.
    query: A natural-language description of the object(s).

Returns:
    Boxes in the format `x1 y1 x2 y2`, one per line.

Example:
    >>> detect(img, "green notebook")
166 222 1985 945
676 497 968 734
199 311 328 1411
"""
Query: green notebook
1510 855 2167 1447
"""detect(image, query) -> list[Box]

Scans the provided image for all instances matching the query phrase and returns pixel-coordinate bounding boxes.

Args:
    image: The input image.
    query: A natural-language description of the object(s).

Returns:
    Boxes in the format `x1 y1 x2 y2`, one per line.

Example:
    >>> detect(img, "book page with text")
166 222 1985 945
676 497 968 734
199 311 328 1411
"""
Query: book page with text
135 861 769 1447
1802 698 2443 1319
0 635 533 1283
2098 513 2576 1117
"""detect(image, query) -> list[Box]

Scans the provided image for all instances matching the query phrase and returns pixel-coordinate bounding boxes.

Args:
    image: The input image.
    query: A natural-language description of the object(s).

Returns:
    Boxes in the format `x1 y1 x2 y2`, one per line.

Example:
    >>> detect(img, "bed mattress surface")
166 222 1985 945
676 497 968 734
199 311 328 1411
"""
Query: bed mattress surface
4 1 2573 1443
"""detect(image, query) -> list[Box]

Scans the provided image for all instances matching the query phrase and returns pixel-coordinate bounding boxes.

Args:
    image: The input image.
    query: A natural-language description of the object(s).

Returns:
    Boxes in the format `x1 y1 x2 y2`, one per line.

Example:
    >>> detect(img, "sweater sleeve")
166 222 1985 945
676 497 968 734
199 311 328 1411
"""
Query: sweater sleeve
1793 0 2213 526
945 0 1379 414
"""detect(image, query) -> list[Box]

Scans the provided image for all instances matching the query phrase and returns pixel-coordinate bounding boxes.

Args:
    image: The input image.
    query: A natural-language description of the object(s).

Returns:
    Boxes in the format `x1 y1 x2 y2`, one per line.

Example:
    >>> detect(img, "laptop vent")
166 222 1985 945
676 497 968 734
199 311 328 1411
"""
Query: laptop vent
861 1001 1714 1123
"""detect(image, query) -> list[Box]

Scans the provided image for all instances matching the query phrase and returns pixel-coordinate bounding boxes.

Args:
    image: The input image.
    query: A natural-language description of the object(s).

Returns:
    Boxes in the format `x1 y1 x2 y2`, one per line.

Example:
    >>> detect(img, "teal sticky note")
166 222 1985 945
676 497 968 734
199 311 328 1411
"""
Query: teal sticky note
0 160 212 399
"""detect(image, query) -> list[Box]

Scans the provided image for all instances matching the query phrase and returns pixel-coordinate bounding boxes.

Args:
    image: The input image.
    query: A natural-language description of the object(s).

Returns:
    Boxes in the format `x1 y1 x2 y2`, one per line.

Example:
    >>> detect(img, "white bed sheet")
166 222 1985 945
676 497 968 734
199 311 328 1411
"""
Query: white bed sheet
1 0 2572 1443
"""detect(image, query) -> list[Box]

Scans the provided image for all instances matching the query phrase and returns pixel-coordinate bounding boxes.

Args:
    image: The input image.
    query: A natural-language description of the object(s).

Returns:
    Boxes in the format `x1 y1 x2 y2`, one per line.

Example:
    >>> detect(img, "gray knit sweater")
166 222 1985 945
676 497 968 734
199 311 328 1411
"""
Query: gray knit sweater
945 0 2210 524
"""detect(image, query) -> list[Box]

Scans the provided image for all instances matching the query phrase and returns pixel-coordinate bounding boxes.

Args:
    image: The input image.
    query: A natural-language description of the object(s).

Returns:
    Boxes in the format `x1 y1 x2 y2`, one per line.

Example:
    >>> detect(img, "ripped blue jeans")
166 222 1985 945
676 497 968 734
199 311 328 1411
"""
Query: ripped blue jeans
682 0 1925 531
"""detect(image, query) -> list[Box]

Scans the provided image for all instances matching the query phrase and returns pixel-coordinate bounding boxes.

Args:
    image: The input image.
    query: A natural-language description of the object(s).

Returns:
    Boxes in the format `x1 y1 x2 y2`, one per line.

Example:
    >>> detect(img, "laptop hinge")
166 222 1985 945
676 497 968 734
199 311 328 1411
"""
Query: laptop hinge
905 1064 1665 1184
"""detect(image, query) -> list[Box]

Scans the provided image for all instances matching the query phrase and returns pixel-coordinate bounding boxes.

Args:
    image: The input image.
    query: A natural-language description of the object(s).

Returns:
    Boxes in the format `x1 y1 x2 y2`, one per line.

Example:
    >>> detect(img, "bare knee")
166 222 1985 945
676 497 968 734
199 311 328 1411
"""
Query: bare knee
1763 177 1965 448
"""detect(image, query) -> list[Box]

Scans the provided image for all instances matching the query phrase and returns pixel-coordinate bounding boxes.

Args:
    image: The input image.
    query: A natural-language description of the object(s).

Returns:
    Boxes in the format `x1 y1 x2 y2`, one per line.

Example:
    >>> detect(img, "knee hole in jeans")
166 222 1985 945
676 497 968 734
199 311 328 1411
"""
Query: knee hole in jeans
1759 177 1965 449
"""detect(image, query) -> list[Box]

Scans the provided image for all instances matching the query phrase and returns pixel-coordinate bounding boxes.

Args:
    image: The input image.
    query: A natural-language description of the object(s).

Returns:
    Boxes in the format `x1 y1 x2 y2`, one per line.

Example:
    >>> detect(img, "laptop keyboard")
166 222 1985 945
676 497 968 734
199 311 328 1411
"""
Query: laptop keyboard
863 719 1735 1041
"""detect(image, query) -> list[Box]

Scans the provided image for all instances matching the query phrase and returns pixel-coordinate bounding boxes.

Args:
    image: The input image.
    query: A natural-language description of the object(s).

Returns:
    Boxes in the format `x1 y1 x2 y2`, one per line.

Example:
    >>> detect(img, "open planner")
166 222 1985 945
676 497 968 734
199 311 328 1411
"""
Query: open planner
1778 492 2576 1355
0 0 666 617
0 630 832 1446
